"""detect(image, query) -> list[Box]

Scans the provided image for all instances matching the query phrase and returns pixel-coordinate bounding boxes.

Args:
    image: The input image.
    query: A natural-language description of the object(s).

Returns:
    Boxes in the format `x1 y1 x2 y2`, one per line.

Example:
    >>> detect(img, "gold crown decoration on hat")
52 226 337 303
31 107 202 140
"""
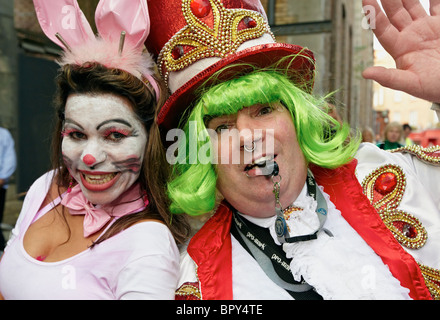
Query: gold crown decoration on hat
157 0 275 86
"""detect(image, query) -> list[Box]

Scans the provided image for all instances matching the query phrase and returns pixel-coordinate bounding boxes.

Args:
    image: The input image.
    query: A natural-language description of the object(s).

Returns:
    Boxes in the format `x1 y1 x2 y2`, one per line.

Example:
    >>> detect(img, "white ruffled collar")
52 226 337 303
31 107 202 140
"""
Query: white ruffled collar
238 182 411 300
239 181 309 228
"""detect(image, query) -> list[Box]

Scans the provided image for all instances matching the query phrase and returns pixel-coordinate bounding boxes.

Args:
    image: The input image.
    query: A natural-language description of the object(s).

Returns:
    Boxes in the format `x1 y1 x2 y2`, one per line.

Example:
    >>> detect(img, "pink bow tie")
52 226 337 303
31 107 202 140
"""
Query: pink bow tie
61 183 148 237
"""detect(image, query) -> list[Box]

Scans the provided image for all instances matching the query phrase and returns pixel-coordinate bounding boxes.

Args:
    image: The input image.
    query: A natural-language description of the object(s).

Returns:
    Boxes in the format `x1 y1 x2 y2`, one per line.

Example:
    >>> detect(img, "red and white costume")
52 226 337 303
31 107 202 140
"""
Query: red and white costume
176 144 440 300
142 0 440 301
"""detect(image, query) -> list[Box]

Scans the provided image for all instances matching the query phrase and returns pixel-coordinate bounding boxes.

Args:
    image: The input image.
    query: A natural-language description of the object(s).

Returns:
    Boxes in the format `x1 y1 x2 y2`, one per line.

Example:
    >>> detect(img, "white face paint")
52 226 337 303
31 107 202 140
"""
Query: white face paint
62 93 147 205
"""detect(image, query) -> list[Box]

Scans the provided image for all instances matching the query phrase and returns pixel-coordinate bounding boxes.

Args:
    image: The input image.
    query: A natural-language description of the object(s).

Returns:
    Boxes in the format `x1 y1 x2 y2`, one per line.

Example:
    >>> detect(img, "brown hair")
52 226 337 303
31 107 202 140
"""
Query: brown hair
51 63 190 245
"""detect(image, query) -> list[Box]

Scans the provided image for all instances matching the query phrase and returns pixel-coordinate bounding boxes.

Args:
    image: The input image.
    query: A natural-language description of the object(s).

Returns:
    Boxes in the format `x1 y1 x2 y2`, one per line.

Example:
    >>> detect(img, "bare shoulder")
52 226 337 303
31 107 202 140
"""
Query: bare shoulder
39 177 67 211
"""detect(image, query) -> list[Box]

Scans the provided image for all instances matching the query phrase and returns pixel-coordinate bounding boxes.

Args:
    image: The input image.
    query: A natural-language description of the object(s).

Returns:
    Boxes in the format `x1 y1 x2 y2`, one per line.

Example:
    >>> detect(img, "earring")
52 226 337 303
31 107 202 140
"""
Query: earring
67 176 74 193
142 190 149 207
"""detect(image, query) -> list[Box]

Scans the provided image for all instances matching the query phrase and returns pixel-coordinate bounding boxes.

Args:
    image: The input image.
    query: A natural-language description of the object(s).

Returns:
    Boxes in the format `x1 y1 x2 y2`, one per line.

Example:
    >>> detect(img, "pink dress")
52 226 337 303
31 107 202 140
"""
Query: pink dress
0 172 179 299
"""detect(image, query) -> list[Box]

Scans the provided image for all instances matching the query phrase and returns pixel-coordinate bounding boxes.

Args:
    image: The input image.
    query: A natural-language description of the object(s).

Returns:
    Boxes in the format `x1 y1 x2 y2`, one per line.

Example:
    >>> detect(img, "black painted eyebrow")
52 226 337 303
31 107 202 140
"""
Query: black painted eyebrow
96 119 133 130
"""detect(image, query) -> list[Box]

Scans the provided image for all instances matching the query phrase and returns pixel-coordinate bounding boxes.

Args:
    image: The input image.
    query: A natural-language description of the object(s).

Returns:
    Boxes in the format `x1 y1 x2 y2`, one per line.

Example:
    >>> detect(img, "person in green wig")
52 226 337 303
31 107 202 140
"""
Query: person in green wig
145 0 440 300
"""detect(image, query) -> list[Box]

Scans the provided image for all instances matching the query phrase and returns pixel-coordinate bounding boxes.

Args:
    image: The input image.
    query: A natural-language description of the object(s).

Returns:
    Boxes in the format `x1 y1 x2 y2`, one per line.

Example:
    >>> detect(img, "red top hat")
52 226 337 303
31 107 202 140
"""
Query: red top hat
146 0 316 131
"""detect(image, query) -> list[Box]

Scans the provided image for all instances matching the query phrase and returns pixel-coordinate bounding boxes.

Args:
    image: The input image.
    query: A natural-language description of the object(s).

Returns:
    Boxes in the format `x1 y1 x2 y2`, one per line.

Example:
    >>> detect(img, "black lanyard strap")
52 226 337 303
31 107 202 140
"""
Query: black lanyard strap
276 171 330 243
232 212 298 283
231 212 323 300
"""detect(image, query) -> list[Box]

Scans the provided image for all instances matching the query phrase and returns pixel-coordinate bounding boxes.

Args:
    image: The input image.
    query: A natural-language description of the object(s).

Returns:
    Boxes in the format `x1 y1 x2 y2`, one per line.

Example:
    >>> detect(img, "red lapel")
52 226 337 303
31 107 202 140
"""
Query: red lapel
187 203 234 300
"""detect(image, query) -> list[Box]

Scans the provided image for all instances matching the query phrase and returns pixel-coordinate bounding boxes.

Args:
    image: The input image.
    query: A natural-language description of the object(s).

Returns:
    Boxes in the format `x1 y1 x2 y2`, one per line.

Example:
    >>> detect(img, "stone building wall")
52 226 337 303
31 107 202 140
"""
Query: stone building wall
0 0 18 132
262 0 374 130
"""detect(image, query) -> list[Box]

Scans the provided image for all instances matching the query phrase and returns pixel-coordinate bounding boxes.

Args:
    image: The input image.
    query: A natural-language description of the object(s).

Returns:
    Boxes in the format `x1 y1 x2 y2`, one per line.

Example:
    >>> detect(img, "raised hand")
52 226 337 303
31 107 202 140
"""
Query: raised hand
362 0 440 102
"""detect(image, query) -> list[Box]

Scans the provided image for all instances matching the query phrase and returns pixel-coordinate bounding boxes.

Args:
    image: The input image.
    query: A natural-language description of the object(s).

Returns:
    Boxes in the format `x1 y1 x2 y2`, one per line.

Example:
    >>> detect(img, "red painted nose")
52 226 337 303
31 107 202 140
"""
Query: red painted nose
83 154 96 166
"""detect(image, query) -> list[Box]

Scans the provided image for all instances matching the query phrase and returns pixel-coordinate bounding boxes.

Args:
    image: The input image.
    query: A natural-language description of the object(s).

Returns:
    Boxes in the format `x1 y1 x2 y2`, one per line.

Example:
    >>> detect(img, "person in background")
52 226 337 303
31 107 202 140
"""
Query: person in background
402 123 414 146
362 126 375 143
377 121 404 150
0 127 17 251
326 103 343 126
0 0 189 300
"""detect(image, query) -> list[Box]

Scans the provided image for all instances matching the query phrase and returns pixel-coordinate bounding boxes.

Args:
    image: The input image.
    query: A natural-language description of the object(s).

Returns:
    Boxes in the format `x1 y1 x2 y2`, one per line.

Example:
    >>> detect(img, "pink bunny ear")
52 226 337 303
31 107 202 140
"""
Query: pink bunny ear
33 0 95 50
95 0 150 51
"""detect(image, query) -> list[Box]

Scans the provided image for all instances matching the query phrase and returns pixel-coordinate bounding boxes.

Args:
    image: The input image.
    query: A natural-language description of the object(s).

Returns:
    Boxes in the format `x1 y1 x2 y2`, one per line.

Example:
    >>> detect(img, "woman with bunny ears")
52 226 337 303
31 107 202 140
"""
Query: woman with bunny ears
0 0 190 299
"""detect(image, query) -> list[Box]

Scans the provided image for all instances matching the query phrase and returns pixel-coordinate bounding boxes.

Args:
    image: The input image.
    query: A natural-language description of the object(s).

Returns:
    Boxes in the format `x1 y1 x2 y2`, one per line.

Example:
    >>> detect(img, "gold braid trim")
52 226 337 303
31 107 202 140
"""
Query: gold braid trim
361 164 440 299
175 282 202 300
361 164 427 250
389 145 440 166
418 264 440 300
158 0 274 86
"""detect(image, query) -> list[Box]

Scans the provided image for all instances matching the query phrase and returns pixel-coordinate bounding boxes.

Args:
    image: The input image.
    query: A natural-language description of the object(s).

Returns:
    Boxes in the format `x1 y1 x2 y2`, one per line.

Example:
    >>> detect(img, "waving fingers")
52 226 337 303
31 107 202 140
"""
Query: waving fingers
402 0 428 20
430 0 440 15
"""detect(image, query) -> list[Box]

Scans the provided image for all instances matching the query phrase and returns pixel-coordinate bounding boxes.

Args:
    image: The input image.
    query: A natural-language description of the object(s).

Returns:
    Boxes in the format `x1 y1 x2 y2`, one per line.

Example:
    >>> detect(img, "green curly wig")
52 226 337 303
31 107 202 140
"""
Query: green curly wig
167 66 361 216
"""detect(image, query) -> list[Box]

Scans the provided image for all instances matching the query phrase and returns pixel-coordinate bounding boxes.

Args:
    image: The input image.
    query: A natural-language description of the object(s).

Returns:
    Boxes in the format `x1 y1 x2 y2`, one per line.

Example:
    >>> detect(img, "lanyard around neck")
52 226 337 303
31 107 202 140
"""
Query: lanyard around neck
275 171 330 244
231 211 323 299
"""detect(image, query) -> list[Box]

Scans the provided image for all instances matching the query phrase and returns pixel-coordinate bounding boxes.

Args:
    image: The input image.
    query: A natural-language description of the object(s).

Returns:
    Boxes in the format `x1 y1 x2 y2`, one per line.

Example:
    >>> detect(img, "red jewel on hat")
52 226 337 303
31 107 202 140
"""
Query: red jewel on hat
190 0 211 18
244 17 257 28
171 45 195 60
172 45 185 60
374 172 397 195
238 16 257 31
